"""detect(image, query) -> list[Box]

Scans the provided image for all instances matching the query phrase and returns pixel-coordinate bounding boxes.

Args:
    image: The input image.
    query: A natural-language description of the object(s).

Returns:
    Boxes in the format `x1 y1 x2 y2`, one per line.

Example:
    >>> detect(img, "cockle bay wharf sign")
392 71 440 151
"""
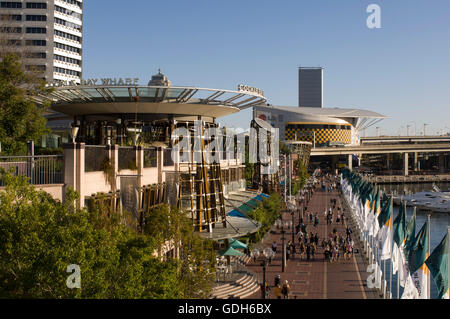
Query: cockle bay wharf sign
47 77 141 87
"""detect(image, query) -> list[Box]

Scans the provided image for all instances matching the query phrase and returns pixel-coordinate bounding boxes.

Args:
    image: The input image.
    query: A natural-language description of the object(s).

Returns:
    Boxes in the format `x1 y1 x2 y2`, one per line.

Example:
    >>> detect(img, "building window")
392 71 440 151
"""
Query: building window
25 39 46 46
54 54 81 66
54 17 82 32
26 52 46 59
0 26 21 33
7 39 21 46
26 15 47 21
55 29 81 42
59 0 82 9
26 2 47 9
26 27 46 34
55 5 82 20
54 41 81 54
26 65 46 72
0 2 22 8
0 14 22 21
54 66 80 77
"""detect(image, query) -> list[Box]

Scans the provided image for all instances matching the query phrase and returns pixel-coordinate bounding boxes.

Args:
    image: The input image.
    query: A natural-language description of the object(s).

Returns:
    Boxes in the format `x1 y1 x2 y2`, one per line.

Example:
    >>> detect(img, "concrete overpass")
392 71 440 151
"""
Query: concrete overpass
310 143 450 175
360 135 450 144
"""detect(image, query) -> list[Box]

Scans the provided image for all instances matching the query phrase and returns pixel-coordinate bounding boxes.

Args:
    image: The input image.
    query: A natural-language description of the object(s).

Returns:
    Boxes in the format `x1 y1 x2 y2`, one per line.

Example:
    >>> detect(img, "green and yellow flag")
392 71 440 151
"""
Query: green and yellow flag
425 232 449 299
408 219 430 299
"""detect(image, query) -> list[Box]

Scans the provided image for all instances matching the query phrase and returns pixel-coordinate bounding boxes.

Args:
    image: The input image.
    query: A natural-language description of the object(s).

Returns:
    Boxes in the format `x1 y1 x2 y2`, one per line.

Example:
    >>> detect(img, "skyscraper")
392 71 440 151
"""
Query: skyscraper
298 67 323 108
0 0 83 84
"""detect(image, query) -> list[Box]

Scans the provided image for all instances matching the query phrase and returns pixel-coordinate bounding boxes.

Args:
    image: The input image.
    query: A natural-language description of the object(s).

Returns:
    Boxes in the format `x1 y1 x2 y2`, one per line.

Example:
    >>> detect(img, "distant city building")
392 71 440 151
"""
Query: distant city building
298 67 323 108
0 0 83 84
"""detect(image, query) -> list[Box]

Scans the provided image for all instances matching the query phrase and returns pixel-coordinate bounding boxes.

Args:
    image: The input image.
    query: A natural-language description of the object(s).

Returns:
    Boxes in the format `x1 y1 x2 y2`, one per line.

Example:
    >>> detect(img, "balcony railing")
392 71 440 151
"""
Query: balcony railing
0 155 64 186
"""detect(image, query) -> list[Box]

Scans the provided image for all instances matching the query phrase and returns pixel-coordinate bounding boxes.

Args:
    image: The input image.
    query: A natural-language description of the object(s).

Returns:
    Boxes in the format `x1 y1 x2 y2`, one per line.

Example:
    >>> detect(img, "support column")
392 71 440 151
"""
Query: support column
111 145 119 192
137 146 143 189
63 143 77 202
414 152 419 171
157 147 163 183
76 143 85 208
403 152 409 176
348 154 352 171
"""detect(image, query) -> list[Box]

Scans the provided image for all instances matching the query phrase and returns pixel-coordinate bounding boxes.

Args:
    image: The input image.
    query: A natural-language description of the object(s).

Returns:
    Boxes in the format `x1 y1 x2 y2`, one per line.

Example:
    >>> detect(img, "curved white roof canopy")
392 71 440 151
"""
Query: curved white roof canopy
36 85 267 119
255 105 388 131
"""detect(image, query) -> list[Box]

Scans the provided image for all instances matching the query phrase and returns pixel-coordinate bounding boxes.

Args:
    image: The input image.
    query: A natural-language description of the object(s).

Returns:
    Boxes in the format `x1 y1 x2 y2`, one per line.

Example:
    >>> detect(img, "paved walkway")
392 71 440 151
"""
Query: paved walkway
245 176 379 299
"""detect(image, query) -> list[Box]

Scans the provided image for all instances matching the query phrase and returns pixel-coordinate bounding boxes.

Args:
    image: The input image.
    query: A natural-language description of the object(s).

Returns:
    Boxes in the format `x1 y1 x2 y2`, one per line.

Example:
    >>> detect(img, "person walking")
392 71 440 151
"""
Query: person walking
272 241 277 253
282 280 290 299
275 284 282 299
306 244 311 261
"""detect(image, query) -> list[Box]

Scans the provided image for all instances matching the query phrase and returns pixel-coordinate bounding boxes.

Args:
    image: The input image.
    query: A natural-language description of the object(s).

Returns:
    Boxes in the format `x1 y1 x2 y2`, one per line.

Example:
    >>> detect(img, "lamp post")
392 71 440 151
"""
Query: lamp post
252 248 275 299
291 210 295 244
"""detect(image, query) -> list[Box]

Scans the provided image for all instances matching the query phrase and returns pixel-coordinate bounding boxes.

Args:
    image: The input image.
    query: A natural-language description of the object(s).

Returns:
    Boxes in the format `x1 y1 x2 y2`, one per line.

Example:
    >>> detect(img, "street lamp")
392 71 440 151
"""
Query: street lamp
252 248 274 299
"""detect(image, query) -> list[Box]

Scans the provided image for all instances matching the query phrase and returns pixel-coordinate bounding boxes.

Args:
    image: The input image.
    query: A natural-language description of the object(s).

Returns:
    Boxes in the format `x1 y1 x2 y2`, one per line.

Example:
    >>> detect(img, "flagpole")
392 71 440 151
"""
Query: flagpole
448 226 450 300
427 214 431 299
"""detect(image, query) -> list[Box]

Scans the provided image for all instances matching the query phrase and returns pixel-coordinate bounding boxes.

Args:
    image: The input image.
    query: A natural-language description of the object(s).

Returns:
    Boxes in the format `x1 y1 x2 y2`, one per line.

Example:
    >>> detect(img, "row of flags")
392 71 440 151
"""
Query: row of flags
341 168 449 299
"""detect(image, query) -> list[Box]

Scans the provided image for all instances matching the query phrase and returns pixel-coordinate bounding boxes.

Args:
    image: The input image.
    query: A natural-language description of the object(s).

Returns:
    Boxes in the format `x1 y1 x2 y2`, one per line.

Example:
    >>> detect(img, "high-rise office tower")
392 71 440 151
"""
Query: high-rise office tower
298 67 323 108
0 0 83 84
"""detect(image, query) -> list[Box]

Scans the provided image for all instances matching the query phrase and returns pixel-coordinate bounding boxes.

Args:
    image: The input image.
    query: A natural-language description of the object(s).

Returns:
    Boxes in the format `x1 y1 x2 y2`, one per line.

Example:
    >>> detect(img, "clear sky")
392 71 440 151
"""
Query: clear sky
82 0 450 136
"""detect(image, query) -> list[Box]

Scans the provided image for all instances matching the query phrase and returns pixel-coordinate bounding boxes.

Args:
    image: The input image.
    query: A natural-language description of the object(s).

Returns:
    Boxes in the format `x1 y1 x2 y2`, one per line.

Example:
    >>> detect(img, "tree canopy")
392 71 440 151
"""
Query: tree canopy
0 53 50 155
0 171 215 298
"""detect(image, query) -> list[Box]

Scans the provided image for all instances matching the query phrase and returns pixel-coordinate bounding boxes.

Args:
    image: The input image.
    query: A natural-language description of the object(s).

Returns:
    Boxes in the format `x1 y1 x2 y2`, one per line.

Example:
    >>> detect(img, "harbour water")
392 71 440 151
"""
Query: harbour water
379 182 449 299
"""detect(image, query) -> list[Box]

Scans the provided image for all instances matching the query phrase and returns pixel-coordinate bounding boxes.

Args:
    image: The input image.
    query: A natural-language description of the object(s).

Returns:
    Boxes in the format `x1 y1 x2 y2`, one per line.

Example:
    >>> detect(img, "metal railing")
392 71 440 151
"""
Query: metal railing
0 155 63 186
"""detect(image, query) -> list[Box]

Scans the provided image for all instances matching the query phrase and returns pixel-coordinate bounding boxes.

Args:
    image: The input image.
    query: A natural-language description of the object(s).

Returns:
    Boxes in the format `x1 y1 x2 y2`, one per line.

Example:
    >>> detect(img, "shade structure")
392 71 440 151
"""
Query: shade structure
219 246 244 257
229 238 247 250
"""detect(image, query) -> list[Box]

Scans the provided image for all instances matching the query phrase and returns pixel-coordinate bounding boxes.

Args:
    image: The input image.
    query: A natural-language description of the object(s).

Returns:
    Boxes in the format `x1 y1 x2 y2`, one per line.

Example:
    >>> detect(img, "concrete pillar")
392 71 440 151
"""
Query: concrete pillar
158 147 163 183
63 143 77 201
137 146 143 188
403 153 409 176
414 152 419 171
348 154 352 171
111 145 119 191
76 143 85 208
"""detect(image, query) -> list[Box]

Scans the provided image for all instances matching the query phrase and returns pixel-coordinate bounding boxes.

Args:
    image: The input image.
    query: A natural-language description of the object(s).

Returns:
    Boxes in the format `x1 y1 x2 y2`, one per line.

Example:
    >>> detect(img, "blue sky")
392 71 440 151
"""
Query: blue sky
82 0 450 136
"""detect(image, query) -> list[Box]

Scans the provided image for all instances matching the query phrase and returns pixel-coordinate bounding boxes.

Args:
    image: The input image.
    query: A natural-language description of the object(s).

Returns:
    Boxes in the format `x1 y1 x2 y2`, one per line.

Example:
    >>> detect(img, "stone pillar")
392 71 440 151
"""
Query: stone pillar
137 146 143 188
414 152 419 171
76 143 85 208
63 143 77 201
158 147 163 183
111 145 119 191
403 152 409 176
348 154 352 171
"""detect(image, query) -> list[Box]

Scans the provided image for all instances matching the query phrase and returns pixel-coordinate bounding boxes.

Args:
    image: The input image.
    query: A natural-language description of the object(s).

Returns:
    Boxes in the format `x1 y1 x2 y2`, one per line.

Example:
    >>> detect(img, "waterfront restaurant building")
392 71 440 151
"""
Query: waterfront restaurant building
34 71 270 246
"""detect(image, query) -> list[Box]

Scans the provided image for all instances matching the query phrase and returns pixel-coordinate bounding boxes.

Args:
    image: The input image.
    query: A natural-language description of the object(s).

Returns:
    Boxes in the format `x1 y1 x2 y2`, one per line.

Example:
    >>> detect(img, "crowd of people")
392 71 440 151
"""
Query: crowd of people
255 172 358 299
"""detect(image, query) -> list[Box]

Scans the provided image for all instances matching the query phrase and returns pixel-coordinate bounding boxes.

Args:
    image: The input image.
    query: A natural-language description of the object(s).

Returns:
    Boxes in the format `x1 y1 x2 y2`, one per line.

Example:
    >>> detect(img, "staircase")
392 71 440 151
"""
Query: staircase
211 272 260 299
211 255 260 299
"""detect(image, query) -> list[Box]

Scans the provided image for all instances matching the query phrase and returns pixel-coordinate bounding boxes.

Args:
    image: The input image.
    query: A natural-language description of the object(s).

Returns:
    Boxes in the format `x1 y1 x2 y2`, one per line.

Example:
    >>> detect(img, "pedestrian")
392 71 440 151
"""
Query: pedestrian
341 212 345 226
309 212 313 224
275 284 282 299
282 280 290 299
306 244 311 260
286 242 291 260
272 241 277 253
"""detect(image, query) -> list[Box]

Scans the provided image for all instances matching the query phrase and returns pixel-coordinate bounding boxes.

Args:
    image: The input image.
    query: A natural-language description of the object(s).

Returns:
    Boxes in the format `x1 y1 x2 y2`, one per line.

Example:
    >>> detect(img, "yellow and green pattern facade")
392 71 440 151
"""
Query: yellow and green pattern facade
285 122 352 146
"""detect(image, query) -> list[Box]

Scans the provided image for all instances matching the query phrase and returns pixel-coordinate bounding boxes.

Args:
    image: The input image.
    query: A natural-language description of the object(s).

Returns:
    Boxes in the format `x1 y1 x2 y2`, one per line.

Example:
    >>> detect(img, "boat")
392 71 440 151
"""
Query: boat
393 189 450 213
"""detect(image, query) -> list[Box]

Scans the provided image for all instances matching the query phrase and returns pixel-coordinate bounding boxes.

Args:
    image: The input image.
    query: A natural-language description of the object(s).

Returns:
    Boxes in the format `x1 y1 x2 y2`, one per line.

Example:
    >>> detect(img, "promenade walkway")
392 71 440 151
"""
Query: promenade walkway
245 176 379 299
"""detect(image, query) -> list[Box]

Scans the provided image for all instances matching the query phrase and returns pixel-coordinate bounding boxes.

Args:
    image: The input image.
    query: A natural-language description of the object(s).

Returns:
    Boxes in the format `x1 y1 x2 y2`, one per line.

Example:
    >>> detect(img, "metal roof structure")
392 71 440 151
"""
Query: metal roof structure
36 85 267 119
255 105 388 131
